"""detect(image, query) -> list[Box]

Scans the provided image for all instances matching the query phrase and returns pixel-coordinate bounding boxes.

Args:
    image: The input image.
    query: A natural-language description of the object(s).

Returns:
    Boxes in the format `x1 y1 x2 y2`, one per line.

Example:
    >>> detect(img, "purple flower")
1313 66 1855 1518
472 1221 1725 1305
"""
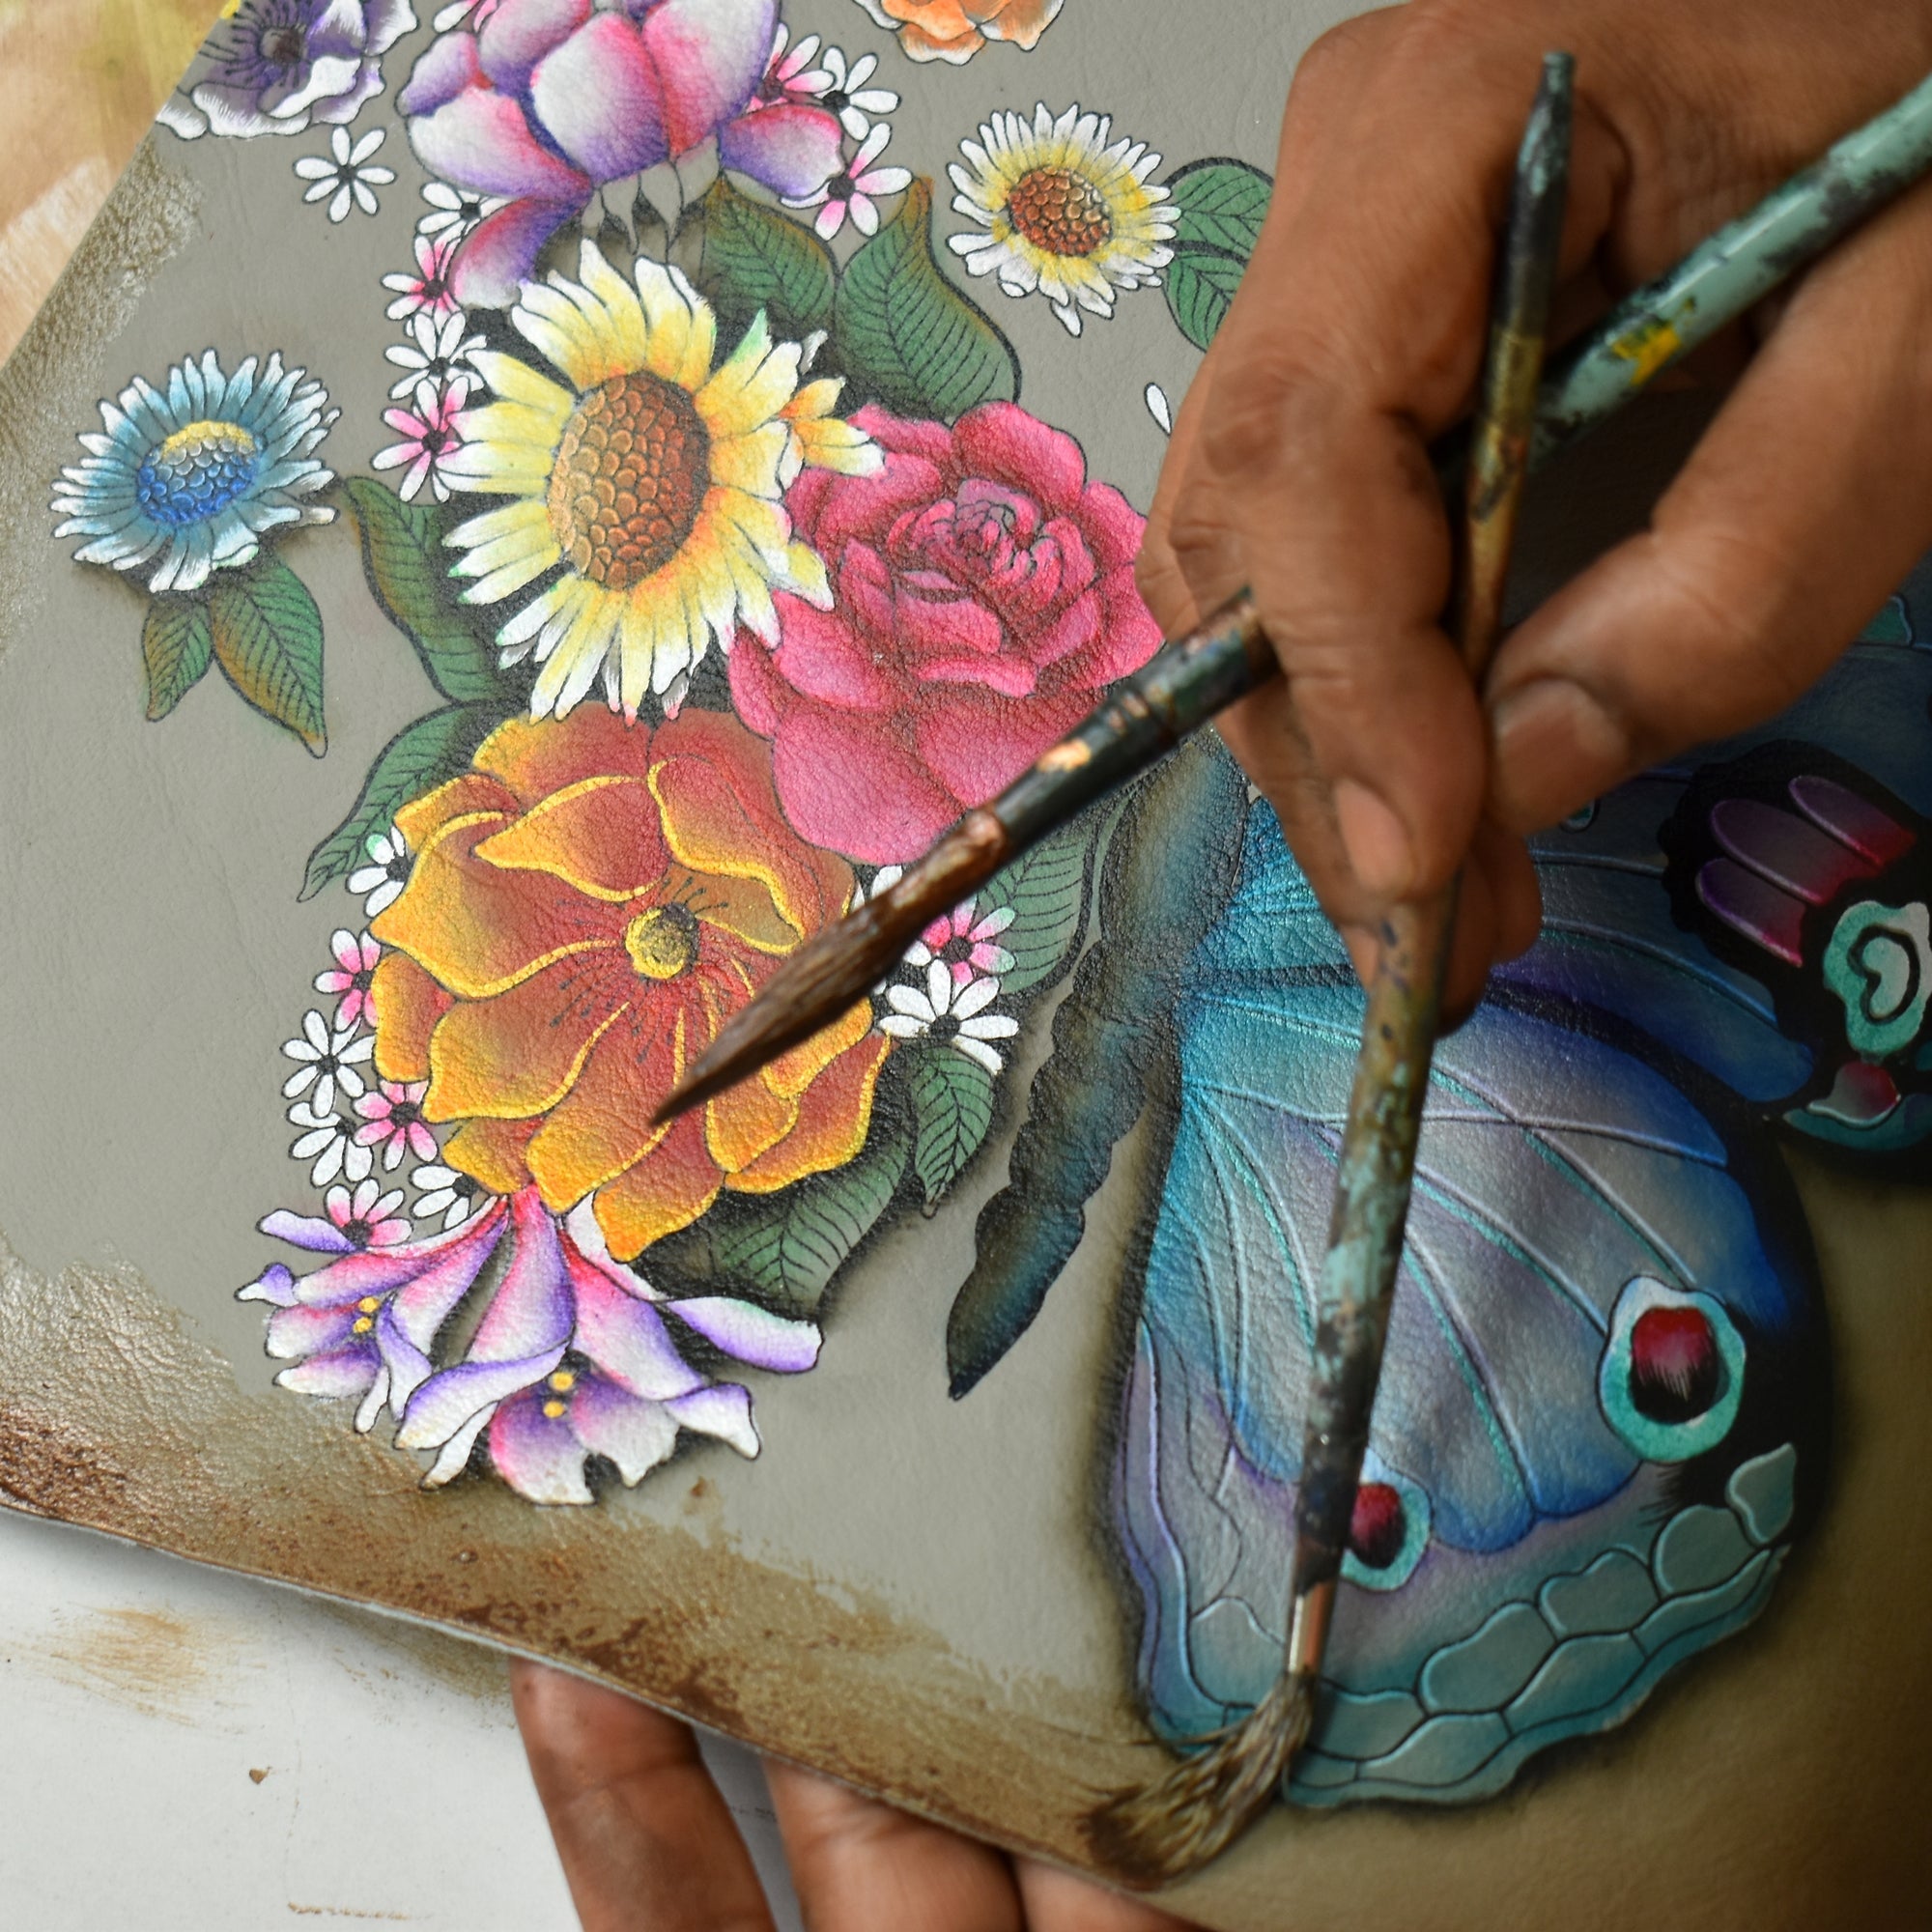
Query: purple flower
400 0 844 306
240 1194 508 1433
160 0 417 140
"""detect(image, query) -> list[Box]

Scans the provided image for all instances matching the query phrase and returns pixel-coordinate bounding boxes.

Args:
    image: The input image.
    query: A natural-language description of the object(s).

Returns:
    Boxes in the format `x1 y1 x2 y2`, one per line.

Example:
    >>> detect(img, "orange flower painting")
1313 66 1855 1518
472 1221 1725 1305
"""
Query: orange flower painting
369 706 889 1259
856 0 1065 64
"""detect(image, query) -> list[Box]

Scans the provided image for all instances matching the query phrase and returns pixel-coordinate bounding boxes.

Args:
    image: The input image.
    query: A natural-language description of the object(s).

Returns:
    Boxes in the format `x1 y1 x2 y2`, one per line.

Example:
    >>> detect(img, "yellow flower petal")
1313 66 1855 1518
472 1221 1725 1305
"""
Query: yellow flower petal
467 350 572 423
707 421 788 498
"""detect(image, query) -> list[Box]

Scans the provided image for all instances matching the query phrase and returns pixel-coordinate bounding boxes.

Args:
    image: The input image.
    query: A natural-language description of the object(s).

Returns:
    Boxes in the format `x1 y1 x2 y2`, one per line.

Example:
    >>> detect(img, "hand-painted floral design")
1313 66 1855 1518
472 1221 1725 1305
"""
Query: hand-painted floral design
785 124 912 240
289 1101 377 1187
878 960 1017 1073
442 240 878 719
295 124 396 220
385 311 486 399
51 351 337 596
365 705 892 1259
316 928 383 1029
355 1078 440 1168
349 822 412 915
157 0 416 139
412 1161 484 1230
383 233 462 325
729 402 1159 864
399 0 844 307
396 1197 820 1500
853 0 1064 63
264 1176 413 1253
816 46 899 140
949 104 1175 335
908 898 1015 984
416 180 509 242
282 1009 376 1113
372 376 473 503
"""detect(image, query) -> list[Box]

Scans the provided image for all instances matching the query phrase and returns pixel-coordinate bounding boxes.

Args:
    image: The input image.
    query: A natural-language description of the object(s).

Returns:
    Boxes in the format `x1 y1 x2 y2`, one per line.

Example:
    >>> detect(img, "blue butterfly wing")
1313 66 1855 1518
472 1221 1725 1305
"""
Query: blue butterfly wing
1115 810 1826 1805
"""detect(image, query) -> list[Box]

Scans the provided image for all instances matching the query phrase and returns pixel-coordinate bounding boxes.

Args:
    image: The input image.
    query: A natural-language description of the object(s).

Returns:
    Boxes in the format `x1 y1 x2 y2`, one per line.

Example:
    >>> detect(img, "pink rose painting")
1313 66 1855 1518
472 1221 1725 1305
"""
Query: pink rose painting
729 403 1163 865
400 0 844 305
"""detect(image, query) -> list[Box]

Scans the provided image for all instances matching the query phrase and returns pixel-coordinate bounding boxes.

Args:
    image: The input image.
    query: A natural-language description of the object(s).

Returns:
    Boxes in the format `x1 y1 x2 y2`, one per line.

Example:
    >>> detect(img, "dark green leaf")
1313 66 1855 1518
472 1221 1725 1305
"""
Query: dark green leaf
299 704 499 899
832 177 1019 420
1159 158 1272 351
906 1045 996 1207
981 810 1103 996
343 476 511 705
1166 157 1272 258
946 735 1250 1396
696 177 838 343
656 1125 910 1313
1163 247 1248 351
208 554 327 753
1861 594 1911 644
141 596 213 721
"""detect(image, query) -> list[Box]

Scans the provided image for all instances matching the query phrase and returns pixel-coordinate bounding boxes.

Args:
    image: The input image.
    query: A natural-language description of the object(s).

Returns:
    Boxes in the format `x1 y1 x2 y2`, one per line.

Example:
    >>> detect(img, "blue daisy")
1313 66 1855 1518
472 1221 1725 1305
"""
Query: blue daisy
52 349 338 596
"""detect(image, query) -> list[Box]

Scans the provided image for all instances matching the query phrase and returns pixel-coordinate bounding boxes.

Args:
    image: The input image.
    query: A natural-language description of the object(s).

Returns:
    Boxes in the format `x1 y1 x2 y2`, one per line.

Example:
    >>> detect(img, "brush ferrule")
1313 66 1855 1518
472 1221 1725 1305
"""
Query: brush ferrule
1285 1577 1335 1686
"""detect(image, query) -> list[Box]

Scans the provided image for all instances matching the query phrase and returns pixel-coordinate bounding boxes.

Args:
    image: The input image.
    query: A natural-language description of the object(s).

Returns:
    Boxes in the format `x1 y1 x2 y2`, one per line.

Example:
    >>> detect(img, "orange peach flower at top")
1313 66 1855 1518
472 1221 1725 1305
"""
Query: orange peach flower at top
367 705 889 1260
855 0 1065 64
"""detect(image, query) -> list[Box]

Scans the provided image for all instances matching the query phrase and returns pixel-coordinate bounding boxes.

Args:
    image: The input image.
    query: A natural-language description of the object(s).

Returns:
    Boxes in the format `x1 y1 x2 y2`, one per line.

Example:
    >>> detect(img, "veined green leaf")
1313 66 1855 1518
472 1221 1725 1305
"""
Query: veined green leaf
906 1045 996 1207
299 703 499 899
697 177 838 343
141 596 213 721
1161 157 1272 350
343 476 512 706
982 810 1104 996
1163 248 1248 351
208 554 327 754
832 178 1019 420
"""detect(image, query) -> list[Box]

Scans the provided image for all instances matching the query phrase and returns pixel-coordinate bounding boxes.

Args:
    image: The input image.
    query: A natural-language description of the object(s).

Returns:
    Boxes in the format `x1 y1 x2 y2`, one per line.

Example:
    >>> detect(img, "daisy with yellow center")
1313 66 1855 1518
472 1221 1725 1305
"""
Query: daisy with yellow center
948 103 1177 337
442 239 881 721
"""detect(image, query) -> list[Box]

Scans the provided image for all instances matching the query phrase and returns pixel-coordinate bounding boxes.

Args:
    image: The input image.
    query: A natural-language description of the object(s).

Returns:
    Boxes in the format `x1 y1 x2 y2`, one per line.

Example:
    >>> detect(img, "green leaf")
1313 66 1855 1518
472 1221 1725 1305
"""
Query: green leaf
343 477 511 705
906 1045 996 1207
141 596 213 721
657 1125 910 1313
1160 157 1272 351
832 177 1019 420
1163 247 1248 351
208 554 327 753
1861 594 1912 644
981 810 1103 996
696 177 838 343
946 735 1250 1396
1167 157 1272 257
299 704 499 899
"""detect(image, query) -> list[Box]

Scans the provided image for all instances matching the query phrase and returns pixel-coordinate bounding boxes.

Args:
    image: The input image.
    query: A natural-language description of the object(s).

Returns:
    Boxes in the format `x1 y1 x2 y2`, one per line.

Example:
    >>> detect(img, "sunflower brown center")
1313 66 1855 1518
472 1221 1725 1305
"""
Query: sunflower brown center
624 902 699 980
1006 165 1113 258
548 373 710 591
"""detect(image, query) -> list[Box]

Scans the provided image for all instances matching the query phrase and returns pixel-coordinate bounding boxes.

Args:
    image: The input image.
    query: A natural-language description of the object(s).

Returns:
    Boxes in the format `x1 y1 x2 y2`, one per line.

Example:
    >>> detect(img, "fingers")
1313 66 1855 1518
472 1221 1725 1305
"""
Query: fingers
510 1659 776 1932
763 1760 1023 1932
1485 179 1932 833
1013 1859 1204 1929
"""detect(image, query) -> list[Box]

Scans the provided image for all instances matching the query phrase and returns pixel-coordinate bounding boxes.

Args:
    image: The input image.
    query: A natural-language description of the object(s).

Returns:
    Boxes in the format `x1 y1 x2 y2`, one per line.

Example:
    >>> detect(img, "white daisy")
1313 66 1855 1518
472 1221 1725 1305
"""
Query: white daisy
281 1010 376 1115
818 47 899 140
949 103 1177 335
878 961 1020 1075
294 126 396 224
786 124 912 241
288 1101 375 1188
348 822 412 916
385 310 485 399
412 1161 483 1231
417 178 508 242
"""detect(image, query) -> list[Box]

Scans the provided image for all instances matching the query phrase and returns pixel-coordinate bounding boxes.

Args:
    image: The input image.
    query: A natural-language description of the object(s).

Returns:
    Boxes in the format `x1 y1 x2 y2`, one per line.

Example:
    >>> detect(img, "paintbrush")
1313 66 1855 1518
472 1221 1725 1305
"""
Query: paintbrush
1083 51 1573 1880
656 59 1932 1129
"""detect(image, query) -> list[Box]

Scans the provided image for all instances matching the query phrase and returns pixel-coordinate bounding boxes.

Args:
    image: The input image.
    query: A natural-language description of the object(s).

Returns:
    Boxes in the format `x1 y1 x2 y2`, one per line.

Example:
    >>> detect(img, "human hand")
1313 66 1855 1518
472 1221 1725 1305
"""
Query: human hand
511 1660 1201 1931
1138 0 1932 1011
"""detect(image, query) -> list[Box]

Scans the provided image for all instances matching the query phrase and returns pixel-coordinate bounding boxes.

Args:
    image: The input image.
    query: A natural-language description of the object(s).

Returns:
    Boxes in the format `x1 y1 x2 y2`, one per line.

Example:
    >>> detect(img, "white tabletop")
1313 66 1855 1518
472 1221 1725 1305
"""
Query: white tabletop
0 1507 804 1927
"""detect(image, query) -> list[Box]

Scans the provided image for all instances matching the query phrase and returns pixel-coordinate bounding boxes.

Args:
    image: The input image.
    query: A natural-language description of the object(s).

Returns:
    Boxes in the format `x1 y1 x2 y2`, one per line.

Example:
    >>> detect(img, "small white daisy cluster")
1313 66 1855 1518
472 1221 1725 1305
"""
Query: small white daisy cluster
294 125 396 223
368 184 505 502
763 26 912 240
277 823 481 1228
863 868 1023 1075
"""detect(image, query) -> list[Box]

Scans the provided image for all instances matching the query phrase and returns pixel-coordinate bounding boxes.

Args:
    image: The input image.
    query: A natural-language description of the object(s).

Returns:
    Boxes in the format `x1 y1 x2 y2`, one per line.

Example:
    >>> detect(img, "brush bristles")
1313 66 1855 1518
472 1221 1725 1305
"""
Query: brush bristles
1084 1675 1312 1884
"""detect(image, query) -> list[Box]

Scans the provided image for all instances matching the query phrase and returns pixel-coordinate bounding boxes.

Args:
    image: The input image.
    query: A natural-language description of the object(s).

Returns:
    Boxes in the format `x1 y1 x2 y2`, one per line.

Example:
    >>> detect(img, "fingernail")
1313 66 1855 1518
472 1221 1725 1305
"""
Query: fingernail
1333 780 1415 901
1489 677 1628 828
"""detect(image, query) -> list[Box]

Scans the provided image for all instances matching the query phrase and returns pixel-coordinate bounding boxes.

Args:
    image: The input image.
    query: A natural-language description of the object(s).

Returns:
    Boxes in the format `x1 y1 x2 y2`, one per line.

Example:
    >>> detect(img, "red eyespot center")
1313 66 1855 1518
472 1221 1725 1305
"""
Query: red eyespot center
1348 1482 1406 1571
1629 1305 1721 1424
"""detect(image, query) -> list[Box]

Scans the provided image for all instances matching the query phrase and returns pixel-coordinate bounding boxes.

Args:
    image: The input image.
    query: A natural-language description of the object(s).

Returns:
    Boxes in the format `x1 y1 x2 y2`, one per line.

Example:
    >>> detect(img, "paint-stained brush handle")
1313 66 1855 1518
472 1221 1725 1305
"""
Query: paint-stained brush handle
659 59 1932 1128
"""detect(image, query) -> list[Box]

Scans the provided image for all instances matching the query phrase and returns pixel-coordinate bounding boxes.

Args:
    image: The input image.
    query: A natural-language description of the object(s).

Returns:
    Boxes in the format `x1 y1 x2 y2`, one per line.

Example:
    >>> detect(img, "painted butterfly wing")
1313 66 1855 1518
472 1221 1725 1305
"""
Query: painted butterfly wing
1117 810 1826 1805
